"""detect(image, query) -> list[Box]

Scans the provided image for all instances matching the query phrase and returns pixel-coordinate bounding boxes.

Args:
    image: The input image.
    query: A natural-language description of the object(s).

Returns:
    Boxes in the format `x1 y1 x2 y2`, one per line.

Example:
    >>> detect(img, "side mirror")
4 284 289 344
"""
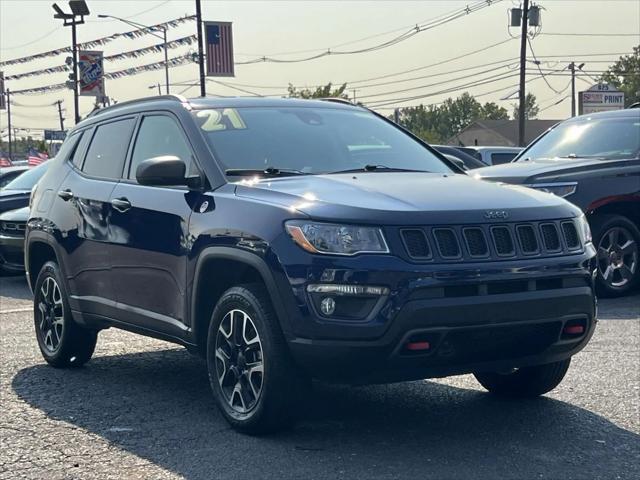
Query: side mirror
136 156 187 186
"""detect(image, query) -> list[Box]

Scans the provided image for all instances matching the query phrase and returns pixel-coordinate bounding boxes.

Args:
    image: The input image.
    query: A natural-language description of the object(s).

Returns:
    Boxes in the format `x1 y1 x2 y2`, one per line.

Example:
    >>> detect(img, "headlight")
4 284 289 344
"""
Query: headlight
576 214 592 245
285 221 389 255
527 182 577 198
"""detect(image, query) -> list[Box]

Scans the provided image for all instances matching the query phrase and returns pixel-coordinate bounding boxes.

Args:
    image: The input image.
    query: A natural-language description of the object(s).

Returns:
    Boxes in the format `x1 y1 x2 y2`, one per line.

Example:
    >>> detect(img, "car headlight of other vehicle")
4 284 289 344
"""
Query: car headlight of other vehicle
527 182 577 198
576 214 592 245
285 221 389 255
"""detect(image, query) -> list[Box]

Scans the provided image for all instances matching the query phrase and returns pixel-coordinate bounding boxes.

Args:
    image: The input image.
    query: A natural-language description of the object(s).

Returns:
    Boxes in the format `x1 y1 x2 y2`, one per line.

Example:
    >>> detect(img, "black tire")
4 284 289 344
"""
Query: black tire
474 358 571 397
33 261 97 368
591 214 640 297
207 283 308 434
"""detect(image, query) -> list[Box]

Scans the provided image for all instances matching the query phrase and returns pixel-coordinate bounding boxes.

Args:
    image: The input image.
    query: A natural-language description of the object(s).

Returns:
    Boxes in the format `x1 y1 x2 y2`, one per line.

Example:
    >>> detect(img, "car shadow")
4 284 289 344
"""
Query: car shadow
12 348 639 479
0 274 32 301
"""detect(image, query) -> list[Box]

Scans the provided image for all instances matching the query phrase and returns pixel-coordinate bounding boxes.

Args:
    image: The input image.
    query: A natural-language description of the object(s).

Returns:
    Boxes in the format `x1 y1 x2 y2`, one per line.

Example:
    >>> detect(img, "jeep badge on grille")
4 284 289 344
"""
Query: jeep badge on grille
484 210 509 220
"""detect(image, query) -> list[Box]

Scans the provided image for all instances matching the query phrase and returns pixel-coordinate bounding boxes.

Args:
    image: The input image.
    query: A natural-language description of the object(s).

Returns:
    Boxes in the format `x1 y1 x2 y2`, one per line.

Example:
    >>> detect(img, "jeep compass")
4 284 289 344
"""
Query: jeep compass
26 96 597 433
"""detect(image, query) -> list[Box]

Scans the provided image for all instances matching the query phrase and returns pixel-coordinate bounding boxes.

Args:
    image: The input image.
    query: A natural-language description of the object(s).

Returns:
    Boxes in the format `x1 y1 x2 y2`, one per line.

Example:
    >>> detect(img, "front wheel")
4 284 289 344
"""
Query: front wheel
33 261 97 368
592 214 640 297
474 358 571 397
207 284 308 434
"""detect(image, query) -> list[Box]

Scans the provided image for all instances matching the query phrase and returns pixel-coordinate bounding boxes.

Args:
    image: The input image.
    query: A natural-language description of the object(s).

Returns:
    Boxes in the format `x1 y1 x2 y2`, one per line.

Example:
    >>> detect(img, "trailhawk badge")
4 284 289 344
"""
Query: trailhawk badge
484 210 509 220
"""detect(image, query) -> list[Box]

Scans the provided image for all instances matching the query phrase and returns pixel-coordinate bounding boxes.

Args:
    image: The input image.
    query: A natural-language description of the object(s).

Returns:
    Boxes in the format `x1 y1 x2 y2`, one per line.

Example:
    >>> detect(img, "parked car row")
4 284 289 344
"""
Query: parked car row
0 163 50 274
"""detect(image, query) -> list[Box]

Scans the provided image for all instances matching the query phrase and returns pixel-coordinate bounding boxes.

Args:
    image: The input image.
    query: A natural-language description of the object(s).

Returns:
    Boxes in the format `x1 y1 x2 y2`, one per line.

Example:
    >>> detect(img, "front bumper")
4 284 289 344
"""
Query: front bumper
0 234 25 273
276 246 597 383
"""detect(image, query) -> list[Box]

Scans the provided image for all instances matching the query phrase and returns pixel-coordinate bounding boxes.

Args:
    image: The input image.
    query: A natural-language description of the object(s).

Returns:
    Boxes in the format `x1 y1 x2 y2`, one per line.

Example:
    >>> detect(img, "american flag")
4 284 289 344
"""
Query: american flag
205 22 234 77
0 151 11 167
27 148 48 167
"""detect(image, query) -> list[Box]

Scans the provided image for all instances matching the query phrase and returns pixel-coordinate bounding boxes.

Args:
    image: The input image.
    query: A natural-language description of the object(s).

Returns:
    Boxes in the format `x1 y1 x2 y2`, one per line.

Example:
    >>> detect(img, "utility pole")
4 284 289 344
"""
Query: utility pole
394 108 400 124
352 89 357 103
56 100 65 131
6 89 12 160
569 62 576 117
195 0 206 97
517 0 530 147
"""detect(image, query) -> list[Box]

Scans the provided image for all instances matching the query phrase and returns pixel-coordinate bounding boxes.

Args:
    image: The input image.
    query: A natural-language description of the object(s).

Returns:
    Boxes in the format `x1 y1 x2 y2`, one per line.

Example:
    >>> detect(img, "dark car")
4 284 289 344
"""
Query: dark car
0 206 28 274
433 145 488 170
26 96 596 433
0 166 29 189
476 108 640 297
0 163 50 214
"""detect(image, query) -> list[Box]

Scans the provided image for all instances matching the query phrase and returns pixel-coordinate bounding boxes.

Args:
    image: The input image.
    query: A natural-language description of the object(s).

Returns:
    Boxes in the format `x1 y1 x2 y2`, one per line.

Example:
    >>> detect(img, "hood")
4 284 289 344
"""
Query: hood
0 189 30 214
234 172 580 225
0 206 29 222
474 157 637 184
0 189 30 199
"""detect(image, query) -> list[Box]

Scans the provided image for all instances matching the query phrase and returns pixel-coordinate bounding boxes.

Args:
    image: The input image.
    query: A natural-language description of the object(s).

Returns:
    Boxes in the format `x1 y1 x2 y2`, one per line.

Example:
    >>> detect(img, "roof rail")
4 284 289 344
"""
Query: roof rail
319 97 354 106
86 94 189 118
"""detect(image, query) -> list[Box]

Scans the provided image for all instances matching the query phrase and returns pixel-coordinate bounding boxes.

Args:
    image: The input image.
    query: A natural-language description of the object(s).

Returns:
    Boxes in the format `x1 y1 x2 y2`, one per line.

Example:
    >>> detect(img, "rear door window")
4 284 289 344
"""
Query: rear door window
82 118 136 180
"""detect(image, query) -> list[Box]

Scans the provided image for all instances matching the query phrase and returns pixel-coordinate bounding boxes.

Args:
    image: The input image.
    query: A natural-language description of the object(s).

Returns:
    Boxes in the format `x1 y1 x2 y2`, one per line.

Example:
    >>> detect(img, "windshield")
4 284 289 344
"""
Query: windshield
193 106 451 175
2 163 49 190
517 115 640 161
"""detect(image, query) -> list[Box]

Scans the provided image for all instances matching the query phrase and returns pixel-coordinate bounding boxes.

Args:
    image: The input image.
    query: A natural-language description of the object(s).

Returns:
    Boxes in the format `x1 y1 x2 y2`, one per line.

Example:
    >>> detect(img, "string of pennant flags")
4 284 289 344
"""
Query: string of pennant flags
4 36 197 81
11 54 195 95
0 15 196 67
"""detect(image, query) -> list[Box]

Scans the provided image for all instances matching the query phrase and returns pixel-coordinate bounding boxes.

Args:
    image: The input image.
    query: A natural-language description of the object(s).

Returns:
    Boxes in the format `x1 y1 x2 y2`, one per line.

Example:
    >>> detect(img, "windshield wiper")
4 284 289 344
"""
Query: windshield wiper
225 167 309 177
328 164 431 174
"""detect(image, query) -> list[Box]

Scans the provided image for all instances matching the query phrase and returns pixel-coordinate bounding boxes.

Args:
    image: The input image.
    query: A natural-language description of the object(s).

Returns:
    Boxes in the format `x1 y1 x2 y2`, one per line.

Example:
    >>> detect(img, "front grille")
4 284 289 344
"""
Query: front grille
0 221 26 237
401 229 431 259
517 225 539 254
491 226 515 256
398 219 583 263
540 223 561 251
562 221 580 249
463 228 489 257
433 228 461 258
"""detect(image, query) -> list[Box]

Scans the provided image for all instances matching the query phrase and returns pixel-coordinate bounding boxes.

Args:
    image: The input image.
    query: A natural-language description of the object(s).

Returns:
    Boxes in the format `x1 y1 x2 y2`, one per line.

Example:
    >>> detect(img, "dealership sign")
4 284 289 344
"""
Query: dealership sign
78 50 105 97
44 130 67 141
578 84 624 115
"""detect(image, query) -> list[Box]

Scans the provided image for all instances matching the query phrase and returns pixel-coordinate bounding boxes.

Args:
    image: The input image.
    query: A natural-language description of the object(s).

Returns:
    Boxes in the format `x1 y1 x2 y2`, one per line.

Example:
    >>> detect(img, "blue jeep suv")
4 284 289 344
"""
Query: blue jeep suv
26 96 596 433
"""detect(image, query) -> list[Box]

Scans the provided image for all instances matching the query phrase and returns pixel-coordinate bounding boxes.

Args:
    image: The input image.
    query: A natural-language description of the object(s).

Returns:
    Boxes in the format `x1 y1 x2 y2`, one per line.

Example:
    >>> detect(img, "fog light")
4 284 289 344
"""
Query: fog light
307 284 390 296
320 297 336 316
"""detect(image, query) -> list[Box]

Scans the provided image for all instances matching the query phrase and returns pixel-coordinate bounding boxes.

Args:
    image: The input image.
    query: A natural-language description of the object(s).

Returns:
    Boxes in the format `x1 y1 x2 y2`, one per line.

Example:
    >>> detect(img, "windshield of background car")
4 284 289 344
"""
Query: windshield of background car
2 163 49 190
518 115 640 161
192 106 451 175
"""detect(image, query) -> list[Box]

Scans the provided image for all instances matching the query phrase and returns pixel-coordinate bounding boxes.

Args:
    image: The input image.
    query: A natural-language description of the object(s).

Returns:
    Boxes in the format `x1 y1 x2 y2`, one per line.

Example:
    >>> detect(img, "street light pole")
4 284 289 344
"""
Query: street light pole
71 20 80 124
53 2 89 125
195 0 206 97
98 15 170 94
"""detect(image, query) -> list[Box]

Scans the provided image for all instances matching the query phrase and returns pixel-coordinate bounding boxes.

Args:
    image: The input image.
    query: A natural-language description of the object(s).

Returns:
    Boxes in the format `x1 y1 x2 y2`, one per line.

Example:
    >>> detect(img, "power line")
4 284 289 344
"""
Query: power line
527 37 567 94
541 32 640 37
233 0 503 66
0 27 62 51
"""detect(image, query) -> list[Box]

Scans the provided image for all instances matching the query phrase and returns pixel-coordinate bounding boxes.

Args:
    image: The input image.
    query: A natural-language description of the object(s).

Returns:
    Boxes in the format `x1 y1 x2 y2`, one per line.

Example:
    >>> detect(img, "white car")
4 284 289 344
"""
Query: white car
461 146 523 166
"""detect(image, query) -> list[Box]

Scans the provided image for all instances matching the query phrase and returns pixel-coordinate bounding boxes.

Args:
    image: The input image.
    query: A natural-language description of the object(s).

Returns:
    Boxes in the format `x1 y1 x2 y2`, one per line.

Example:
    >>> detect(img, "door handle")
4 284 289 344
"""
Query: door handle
111 197 132 213
57 189 74 201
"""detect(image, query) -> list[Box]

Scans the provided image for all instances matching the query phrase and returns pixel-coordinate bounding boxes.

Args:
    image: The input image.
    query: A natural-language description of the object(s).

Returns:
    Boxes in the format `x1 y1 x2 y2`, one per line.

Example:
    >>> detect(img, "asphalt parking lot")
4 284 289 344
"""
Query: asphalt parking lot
1 275 638 480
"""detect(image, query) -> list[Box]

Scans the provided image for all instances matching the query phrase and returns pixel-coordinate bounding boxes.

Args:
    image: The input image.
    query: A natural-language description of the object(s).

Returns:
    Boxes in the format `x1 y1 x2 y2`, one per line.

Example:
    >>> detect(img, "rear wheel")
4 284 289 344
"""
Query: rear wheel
207 283 308 434
474 358 571 397
592 214 639 297
33 261 97 368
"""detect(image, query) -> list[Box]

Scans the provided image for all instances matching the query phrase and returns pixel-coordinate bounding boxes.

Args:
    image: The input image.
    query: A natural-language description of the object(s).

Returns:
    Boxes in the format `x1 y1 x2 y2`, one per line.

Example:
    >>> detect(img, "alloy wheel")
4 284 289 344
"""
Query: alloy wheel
215 309 264 414
37 277 64 353
597 226 638 289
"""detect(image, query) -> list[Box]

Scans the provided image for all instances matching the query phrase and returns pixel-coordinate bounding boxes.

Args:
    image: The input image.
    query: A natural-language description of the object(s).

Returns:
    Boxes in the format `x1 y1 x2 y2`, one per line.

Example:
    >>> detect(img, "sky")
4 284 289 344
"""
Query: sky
1 0 639 138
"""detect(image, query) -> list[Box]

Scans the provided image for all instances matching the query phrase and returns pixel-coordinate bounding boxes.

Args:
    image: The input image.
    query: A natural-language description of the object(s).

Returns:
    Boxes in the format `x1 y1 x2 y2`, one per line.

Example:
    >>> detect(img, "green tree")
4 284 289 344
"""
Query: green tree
600 46 640 107
512 93 539 119
393 93 511 143
480 102 509 120
287 82 349 99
